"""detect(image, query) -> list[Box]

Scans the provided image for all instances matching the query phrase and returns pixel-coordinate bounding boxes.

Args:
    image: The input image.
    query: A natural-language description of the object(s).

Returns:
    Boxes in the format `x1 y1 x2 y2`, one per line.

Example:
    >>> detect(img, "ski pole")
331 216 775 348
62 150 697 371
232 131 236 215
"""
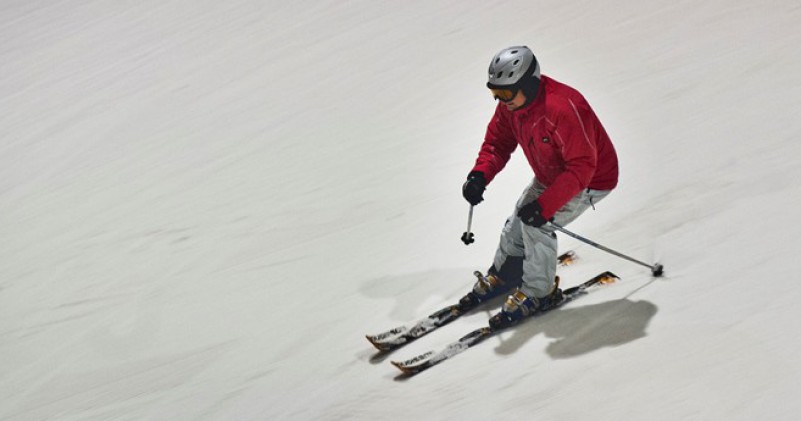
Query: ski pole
461 205 475 245
550 222 664 277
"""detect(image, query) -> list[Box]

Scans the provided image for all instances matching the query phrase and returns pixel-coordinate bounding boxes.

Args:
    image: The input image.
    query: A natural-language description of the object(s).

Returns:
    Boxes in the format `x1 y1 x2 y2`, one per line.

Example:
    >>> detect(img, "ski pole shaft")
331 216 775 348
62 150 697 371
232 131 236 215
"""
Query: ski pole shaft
461 205 475 245
550 222 664 276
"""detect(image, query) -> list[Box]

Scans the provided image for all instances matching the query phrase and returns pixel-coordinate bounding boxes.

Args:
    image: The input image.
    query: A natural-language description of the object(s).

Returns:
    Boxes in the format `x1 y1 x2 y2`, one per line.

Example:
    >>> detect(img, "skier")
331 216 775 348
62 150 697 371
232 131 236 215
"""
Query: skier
459 45 619 329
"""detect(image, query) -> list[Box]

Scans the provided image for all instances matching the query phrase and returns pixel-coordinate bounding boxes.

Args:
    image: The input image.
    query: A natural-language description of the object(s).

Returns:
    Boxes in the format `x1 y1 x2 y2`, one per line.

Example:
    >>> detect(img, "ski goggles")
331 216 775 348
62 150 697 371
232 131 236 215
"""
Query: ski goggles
490 87 519 102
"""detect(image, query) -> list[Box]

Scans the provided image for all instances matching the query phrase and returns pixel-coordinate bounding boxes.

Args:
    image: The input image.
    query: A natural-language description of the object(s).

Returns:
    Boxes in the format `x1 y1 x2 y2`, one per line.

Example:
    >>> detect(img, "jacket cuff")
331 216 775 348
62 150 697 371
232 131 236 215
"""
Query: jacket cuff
467 171 486 182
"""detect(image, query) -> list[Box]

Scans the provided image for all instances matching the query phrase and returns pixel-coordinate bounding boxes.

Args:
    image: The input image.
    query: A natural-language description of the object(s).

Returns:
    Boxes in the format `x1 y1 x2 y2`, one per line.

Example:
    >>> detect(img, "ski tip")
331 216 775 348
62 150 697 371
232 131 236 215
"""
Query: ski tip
391 360 424 375
366 337 382 351
600 271 620 282
365 326 410 351
391 351 435 374
365 335 391 352
391 360 413 374
558 250 578 266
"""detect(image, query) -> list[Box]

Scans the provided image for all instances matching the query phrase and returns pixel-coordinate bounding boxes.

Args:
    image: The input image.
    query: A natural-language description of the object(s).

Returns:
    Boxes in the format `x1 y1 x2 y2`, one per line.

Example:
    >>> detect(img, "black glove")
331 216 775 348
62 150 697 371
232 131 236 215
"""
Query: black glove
517 200 550 227
462 171 486 206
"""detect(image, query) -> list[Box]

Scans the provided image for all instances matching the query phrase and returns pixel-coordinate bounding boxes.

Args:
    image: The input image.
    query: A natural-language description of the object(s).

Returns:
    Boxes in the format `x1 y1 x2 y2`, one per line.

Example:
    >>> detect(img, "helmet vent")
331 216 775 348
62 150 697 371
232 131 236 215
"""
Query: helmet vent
513 59 520 65
511 50 518 54
509 72 514 78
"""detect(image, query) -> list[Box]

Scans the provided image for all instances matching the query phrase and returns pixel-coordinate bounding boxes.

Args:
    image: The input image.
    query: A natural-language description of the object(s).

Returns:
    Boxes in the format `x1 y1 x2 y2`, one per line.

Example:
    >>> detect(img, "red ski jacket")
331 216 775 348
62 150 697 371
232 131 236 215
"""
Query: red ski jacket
472 75 619 219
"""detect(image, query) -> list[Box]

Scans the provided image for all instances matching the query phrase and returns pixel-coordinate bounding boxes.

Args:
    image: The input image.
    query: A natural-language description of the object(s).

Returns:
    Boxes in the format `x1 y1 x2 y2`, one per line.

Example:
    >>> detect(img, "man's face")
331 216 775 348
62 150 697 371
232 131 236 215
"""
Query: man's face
490 87 527 111
502 90 527 112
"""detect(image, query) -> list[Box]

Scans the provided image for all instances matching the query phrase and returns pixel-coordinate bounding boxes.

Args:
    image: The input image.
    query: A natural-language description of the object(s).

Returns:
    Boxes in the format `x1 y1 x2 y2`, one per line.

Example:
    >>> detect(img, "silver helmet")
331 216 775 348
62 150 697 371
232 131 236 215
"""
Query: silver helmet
486 46 540 89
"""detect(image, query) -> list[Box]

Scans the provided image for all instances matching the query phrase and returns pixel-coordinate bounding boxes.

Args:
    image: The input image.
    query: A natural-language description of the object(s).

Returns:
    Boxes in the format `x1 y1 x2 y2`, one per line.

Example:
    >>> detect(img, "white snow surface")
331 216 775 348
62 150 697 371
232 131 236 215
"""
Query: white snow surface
3 1 801 420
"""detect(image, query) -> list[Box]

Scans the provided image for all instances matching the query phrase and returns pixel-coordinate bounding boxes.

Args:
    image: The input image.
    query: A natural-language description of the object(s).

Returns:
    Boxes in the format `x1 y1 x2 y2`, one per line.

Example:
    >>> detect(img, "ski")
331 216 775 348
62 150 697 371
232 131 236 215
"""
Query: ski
390 270 619 375
366 251 578 352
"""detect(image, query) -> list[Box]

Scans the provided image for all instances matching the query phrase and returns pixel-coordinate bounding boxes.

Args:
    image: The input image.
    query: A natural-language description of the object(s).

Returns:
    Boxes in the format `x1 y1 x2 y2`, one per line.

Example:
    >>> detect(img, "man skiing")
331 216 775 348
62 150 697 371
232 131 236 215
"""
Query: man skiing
459 45 619 330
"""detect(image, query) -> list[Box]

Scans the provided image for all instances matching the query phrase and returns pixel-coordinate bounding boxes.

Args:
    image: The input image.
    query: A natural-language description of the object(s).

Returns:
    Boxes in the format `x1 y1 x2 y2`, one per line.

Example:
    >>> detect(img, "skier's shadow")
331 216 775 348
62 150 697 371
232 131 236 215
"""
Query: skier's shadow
494 297 658 358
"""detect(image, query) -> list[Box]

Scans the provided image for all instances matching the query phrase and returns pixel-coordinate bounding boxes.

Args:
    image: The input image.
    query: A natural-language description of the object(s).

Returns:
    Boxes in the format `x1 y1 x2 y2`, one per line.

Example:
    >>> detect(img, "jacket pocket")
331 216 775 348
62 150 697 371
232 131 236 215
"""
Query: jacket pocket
528 126 562 170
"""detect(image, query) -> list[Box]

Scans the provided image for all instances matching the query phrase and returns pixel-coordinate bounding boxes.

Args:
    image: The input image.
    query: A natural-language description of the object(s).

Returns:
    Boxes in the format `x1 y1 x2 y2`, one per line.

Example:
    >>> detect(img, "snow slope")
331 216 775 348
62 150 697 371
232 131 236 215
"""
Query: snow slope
3 1 801 419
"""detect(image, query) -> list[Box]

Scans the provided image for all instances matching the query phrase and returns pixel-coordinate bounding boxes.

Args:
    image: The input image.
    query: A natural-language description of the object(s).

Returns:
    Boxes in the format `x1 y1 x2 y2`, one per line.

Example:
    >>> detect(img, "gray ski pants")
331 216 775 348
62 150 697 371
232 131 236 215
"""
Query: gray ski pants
492 178 611 298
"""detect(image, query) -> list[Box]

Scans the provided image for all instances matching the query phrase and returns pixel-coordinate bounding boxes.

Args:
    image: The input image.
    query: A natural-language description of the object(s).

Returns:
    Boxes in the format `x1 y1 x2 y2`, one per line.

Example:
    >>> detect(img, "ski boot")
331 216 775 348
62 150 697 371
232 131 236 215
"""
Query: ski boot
457 271 506 312
489 276 563 330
